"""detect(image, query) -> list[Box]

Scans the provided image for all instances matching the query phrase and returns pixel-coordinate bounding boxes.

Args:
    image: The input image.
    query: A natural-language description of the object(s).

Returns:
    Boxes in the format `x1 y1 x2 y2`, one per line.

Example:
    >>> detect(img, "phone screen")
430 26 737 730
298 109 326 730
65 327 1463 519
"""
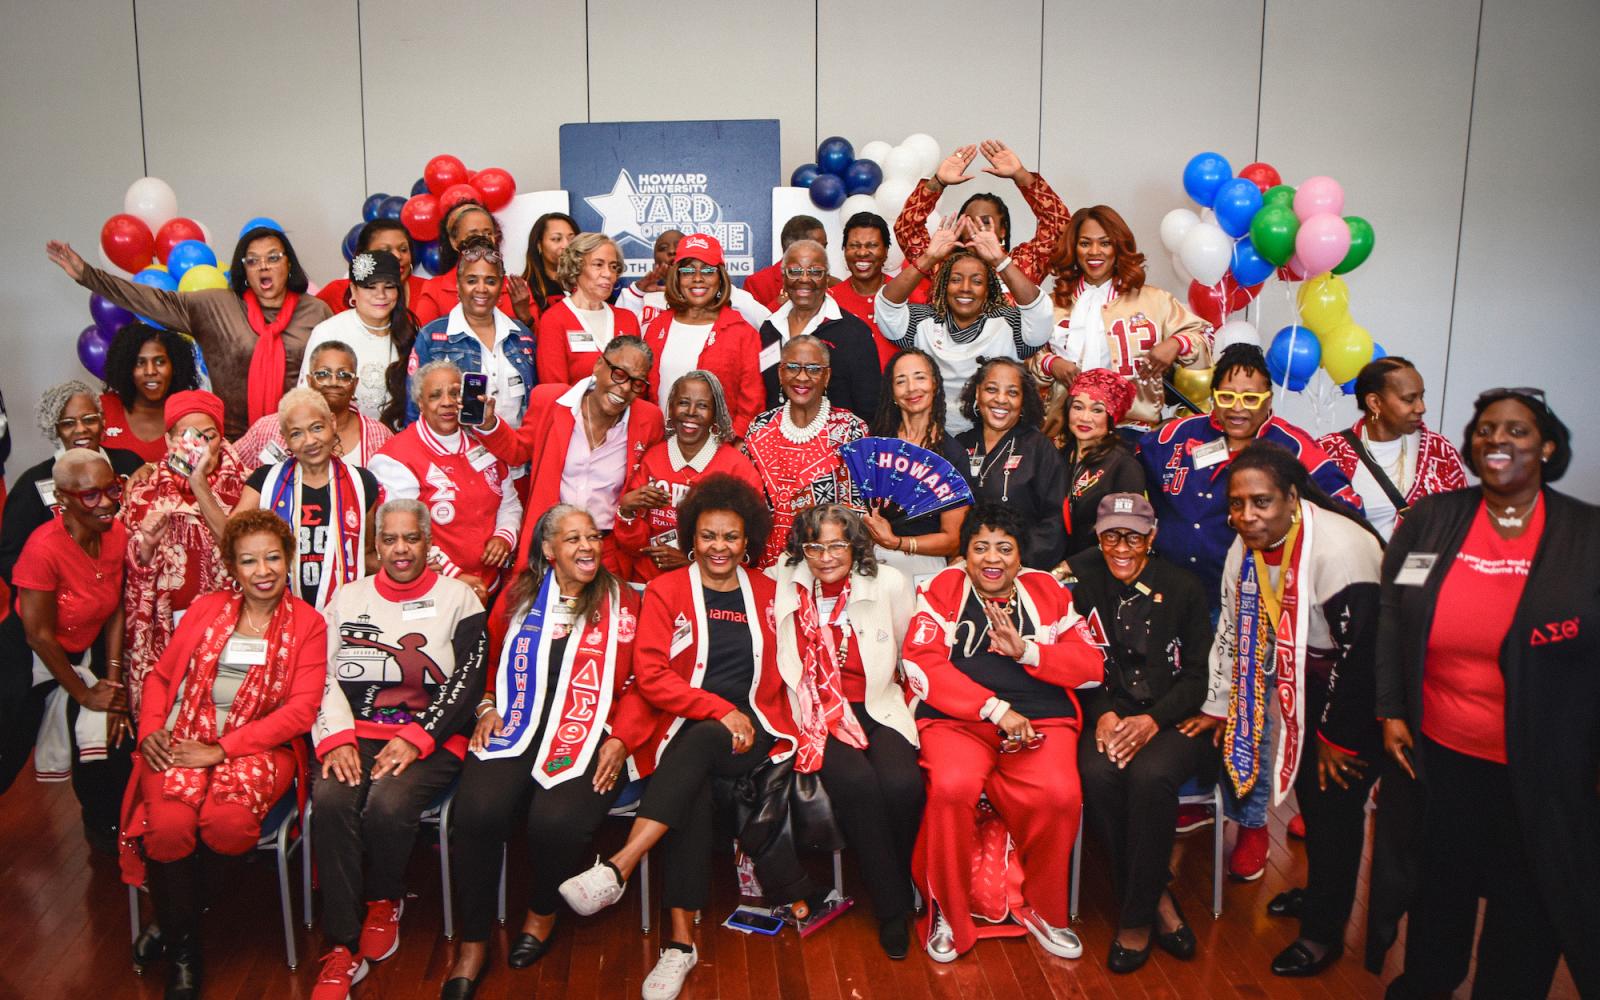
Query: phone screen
460 373 489 425
726 908 784 934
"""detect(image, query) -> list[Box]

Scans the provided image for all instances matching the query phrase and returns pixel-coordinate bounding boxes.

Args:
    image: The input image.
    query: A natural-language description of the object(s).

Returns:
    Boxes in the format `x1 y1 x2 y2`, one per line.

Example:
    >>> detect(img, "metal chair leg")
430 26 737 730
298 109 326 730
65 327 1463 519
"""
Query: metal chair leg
301 799 315 929
497 843 508 924
832 849 844 896
127 884 141 947
277 815 298 970
439 795 455 940
1211 785 1225 918
1069 810 1084 921
639 851 652 935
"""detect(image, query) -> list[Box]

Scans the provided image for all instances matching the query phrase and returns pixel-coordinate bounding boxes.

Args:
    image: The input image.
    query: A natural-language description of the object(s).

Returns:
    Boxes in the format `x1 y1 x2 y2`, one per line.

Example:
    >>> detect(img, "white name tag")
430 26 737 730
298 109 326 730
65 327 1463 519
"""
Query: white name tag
669 613 693 659
34 481 56 507
260 440 290 466
651 528 678 549
758 341 781 371
1394 553 1438 587
567 330 597 353
228 637 269 666
467 445 497 472
1191 438 1229 470
402 598 437 620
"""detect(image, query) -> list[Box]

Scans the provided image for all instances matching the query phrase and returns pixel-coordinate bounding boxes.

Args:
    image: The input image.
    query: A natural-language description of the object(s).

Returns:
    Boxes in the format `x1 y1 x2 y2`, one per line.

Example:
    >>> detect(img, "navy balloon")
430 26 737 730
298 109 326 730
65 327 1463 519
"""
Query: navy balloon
1230 237 1275 287
1266 325 1322 391
238 216 283 237
89 294 136 338
843 158 883 195
1182 152 1233 207
790 162 820 188
342 223 364 262
378 195 407 221
1211 177 1263 238
816 136 855 177
362 193 388 223
809 173 847 211
411 177 428 197
1341 341 1386 395
416 239 442 275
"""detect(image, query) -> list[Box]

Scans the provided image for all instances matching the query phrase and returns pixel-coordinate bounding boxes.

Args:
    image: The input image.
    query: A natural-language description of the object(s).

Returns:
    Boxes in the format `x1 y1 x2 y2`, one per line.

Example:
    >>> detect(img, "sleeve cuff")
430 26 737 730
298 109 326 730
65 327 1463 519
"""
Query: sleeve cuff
1019 640 1041 667
396 722 436 758
493 527 517 546
1316 732 1359 756
314 730 357 761
980 697 1012 724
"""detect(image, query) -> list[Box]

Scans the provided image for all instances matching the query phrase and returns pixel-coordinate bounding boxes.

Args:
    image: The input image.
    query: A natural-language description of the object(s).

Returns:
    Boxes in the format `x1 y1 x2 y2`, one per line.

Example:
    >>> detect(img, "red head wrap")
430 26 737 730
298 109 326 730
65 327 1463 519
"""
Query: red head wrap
163 389 226 432
1069 368 1136 426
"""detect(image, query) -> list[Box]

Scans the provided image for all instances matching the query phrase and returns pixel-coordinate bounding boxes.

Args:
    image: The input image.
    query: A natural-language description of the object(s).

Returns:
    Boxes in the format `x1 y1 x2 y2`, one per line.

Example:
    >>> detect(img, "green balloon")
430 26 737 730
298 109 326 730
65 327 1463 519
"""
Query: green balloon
1333 215 1375 274
1250 204 1300 266
1262 184 1296 209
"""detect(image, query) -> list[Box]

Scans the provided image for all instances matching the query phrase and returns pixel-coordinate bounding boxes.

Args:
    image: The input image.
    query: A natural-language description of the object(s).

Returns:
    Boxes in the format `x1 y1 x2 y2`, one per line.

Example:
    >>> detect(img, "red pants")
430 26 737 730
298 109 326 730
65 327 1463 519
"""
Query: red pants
914 718 1081 956
141 746 295 862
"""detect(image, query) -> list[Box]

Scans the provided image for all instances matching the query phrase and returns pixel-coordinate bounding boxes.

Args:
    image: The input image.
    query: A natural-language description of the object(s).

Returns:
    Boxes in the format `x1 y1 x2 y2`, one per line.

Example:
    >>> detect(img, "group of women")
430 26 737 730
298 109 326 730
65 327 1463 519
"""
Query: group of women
0 146 1589 1000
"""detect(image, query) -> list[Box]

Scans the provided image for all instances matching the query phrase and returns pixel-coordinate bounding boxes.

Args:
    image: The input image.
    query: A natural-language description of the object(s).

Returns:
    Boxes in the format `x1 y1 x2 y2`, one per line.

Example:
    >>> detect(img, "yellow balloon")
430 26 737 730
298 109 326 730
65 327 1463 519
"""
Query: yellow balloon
1321 320 1374 384
1172 366 1214 412
178 263 229 293
1296 273 1350 333
148 262 167 271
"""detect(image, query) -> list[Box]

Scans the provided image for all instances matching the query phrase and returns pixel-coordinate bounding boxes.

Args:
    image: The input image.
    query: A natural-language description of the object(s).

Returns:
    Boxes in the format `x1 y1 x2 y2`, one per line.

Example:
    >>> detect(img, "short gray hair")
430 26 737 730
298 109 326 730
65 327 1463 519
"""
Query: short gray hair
782 334 831 363
667 370 735 444
782 238 827 264
308 339 358 370
603 334 655 370
276 386 333 436
409 359 462 406
376 498 431 542
36 380 100 441
52 447 110 491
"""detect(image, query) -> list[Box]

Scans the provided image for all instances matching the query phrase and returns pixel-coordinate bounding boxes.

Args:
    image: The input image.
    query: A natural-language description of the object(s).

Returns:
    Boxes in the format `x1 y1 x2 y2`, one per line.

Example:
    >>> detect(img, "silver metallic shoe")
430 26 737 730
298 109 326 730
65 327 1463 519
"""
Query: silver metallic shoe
1020 908 1083 959
926 908 959 963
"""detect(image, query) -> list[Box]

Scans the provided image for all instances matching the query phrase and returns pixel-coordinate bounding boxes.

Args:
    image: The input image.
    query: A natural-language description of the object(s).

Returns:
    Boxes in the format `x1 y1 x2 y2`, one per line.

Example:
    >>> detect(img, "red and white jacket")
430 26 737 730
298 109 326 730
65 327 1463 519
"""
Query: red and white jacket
641 307 765 436
613 438 763 583
902 565 1104 723
1317 418 1468 526
536 299 643 386
608 565 799 778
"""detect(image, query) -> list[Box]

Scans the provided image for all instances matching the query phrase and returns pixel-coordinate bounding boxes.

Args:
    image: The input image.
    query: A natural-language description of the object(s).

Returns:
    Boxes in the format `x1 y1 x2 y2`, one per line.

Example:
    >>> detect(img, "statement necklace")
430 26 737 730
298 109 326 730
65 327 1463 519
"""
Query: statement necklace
1493 495 1537 528
779 398 831 443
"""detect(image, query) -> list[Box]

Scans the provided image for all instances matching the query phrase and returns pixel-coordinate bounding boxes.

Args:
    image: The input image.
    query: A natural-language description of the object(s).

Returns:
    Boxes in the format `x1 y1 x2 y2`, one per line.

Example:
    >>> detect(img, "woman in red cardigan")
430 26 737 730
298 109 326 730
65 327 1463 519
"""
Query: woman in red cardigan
558 474 836 1000
120 510 327 999
640 234 764 435
535 233 642 386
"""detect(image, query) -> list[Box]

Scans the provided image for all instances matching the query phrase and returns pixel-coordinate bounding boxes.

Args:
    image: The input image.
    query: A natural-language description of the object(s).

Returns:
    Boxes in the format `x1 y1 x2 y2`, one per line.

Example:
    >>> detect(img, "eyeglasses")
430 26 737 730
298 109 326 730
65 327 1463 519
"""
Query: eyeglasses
457 245 503 264
242 252 286 270
676 264 720 277
1098 529 1151 549
55 414 105 433
780 362 829 377
59 483 124 506
1476 386 1546 404
782 266 828 280
311 368 357 384
1212 389 1271 410
998 731 1047 753
600 356 650 394
800 540 851 558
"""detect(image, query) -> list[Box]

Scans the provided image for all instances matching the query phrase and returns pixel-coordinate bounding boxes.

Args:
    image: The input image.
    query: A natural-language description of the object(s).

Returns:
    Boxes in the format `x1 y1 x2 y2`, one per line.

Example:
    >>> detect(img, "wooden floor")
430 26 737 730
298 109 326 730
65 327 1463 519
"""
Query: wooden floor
0 764 1577 999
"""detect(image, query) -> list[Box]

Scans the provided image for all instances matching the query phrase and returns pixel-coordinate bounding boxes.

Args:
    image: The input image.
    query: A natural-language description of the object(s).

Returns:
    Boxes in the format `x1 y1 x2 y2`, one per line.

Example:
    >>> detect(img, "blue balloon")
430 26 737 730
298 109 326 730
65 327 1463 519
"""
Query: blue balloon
1230 237 1275 287
816 136 855 177
166 239 217 283
1182 152 1233 207
790 162 821 188
362 193 388 223
378 195 407 221
843 158 883 196
808 173 847 211
132 268 179 329
1341 341 1386 395
1267 325 1322 391
411 177 429 197
238 216 283 237
342 223 364 263
1212 178 1263 238
416 239 442 275
89 294 136 338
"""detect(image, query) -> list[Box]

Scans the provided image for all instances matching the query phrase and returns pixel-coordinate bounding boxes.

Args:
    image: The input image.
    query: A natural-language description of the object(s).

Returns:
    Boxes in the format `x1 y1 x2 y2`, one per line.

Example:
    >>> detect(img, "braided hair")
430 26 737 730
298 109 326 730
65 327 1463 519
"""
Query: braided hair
958 193 1013 251
930 248 1005 326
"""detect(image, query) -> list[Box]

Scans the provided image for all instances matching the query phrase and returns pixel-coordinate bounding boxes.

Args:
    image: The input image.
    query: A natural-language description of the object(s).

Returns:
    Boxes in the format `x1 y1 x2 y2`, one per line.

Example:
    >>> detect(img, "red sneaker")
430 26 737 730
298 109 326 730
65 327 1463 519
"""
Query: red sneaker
359 898 404 962
1287 813 1306 839
310 945 368 1000
1229 825 1269 881
1175 804 1215 834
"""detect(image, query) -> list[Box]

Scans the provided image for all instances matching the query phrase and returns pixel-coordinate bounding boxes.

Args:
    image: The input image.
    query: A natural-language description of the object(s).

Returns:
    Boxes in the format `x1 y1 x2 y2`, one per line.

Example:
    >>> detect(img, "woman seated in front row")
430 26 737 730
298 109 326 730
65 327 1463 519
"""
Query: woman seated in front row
558 474 834 1000
902 503 1105 964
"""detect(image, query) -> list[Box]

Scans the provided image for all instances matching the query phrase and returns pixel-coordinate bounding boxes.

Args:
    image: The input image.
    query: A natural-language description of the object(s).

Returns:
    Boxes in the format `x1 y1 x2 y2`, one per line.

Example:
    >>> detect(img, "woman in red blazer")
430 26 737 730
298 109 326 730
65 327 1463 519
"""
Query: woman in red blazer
535 233 642 386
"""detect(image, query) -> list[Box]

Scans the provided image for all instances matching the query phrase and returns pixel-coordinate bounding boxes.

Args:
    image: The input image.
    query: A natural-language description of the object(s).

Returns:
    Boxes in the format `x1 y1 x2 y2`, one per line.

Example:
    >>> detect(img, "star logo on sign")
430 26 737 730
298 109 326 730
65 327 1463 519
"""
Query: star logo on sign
584 170 645 242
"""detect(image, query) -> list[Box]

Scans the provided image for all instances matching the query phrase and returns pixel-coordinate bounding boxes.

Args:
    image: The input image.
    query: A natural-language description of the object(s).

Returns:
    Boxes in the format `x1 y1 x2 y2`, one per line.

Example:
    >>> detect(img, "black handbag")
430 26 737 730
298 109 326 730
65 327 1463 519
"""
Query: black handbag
728 756 846 856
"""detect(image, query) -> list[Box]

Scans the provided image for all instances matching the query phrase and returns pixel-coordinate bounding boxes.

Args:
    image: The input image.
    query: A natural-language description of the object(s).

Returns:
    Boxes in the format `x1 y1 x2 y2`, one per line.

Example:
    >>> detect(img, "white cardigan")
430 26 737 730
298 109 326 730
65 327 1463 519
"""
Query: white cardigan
771 560 918 748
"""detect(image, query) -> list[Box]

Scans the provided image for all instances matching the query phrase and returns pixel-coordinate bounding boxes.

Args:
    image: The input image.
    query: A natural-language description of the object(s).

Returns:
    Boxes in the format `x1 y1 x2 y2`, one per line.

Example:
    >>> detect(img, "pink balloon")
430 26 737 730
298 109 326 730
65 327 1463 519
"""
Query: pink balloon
1293 176 1344 222
1294 214 1352 276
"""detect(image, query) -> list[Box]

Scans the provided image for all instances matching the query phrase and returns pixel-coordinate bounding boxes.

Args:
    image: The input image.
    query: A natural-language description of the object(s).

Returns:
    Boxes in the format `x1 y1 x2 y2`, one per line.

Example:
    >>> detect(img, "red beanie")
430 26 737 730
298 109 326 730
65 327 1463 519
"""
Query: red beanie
1069 368 1136 427
163 389 226 432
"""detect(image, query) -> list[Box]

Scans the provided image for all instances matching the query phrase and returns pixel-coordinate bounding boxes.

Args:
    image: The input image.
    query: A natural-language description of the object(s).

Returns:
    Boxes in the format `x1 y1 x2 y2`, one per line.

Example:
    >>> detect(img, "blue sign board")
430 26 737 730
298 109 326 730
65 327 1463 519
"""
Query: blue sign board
559 119 780 280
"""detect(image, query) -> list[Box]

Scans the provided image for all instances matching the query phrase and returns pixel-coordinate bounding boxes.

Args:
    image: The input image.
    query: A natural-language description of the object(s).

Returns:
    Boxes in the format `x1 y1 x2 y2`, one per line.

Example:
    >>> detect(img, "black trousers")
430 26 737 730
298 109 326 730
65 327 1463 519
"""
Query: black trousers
816 708 924 921
637 718 813 913
451 740 620 942
65 695 133 839
311 736 460 948
1078 722 1206 928
1387 738 1562 999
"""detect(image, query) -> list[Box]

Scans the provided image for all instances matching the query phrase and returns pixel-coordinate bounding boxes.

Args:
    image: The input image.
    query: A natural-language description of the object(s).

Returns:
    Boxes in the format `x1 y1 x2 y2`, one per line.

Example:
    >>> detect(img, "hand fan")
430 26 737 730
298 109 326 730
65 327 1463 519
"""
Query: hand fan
839 437 974 520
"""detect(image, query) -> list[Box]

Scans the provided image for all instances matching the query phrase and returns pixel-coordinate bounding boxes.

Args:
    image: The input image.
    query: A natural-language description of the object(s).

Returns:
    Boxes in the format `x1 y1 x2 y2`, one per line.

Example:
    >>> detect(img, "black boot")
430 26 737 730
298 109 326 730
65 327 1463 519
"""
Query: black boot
164 932 202 1000
148 856 202 998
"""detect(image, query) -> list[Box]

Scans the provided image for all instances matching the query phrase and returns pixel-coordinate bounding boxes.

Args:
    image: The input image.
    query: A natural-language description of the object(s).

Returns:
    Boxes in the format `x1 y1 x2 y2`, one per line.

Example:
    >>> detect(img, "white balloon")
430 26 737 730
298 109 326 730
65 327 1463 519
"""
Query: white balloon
197 221 212 247
885 244 905 271
1179 222 1233 286
858 140 893 167
1170 252 1194 286
1200 207 1217 226
1159 209 1200 254
901 133 941 176
838 193 880 221
874 177 917 219
882 145 924 183
1213 320 1261 353
123 177 178 231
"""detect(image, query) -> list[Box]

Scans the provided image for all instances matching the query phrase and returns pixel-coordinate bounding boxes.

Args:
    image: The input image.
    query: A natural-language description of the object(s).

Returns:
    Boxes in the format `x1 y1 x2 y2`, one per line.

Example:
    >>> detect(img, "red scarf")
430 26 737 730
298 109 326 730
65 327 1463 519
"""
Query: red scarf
245 290 300 424
791 579 867 774
162 593 300 819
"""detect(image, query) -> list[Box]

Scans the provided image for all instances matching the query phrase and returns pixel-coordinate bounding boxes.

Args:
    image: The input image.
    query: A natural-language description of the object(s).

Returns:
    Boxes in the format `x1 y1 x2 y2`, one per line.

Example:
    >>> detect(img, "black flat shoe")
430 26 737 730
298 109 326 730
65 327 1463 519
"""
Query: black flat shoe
507 931 552 968
1267 887 1305 918
164 934 201 1000
878 914 910 960
1271 939 1343 977
440 973 482 999
1153 891 1197 961
1107 937 1151 974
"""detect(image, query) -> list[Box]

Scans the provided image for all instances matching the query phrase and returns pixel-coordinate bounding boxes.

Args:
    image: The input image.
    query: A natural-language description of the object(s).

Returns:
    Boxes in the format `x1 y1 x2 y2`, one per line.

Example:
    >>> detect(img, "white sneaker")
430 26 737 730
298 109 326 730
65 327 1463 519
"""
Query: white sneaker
559 857 626 915
641 944 698 1000
1019 907 1083 959
925 909 958 963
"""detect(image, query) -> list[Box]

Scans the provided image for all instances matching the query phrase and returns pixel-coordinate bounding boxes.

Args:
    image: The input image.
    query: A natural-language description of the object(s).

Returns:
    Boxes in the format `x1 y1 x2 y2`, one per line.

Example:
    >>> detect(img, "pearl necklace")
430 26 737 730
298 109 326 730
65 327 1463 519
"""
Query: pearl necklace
779 398 831 443
358 317 392 333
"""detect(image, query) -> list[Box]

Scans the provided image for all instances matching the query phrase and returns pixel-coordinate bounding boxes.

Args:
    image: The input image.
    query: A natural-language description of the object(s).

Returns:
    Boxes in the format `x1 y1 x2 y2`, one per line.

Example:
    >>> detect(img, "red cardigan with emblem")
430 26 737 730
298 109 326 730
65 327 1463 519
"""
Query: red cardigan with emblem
536 300 643 386
641 307 765 436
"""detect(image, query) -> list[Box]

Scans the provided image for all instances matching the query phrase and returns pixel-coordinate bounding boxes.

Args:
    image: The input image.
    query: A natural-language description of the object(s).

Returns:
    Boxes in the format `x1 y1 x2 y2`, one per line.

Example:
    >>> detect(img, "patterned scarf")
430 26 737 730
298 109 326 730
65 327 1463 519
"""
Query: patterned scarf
1223 517 1302 797
161 592 299 820
244 290 300 424
265 457 364 609
791 579 867 774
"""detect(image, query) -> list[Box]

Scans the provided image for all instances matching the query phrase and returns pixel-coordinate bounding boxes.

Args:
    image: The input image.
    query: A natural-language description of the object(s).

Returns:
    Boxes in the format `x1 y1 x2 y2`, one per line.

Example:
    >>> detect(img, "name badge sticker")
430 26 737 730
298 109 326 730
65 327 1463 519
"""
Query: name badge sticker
467 445 497 472
1191 438 1228 470
230 637 269 666
669 612 693 659
34 481 56 508
758 341 781 371
1394 553 1438 587
261 440 290 466
567 330 597 353
1004 455 1023 472
402 598 437 620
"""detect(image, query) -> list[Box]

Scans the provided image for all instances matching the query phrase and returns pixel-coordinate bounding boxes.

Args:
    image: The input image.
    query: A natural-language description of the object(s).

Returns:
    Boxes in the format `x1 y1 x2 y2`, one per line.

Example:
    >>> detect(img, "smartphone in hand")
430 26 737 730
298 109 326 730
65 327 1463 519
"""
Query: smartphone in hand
460 372 489 425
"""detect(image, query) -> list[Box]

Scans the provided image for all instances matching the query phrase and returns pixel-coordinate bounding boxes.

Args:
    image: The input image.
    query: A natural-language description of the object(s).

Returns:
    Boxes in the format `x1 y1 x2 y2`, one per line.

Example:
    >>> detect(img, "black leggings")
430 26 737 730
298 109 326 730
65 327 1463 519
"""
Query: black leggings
816 709 923 921
450 740 620 942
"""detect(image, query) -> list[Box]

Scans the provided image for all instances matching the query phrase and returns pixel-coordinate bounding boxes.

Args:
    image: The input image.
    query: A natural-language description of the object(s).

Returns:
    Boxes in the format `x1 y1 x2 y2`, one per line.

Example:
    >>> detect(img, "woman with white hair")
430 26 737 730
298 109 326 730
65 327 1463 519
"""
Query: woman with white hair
535 233 642 385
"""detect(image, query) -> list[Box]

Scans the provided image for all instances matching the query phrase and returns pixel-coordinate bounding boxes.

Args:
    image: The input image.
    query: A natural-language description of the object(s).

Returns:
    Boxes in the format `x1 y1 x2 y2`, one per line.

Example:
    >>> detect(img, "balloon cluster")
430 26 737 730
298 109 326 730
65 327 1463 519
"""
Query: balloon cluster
342 155 517 276
84 178 228 377
1160 153 1379 394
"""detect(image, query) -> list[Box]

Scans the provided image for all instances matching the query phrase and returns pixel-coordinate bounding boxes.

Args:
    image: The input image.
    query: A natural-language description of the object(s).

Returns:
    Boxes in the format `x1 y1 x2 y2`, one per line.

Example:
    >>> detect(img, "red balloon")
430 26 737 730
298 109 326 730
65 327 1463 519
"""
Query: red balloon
100 213 155 273
400 193 441 242
471 167 516 212
424 154 469 196
437 183 482 217
1238 162 1282 194
1277 260 1308 283
1189 275 1264 326
1228 277 1264 310
153 217 206 264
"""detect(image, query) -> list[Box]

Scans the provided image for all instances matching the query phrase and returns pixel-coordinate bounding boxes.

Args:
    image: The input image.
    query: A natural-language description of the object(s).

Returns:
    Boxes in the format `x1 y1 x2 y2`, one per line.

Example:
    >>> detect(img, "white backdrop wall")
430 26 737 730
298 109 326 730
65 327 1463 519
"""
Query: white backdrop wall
2 0 1595 495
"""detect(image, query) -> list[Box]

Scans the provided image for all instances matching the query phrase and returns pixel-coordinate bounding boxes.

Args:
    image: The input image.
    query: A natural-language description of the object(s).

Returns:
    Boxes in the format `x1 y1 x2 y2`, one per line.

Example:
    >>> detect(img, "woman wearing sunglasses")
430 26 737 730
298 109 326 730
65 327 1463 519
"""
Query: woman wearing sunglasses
535 233 642 387
903 503 1105 964
756 239 882 418
234 341 393 471
638 234 765 436
299 250 419 423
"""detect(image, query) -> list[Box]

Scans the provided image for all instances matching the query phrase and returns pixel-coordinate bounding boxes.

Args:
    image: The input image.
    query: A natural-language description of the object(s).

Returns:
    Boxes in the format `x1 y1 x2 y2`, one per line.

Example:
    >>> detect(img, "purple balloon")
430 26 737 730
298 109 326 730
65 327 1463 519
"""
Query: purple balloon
77 324 111 379
89 294 136 337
